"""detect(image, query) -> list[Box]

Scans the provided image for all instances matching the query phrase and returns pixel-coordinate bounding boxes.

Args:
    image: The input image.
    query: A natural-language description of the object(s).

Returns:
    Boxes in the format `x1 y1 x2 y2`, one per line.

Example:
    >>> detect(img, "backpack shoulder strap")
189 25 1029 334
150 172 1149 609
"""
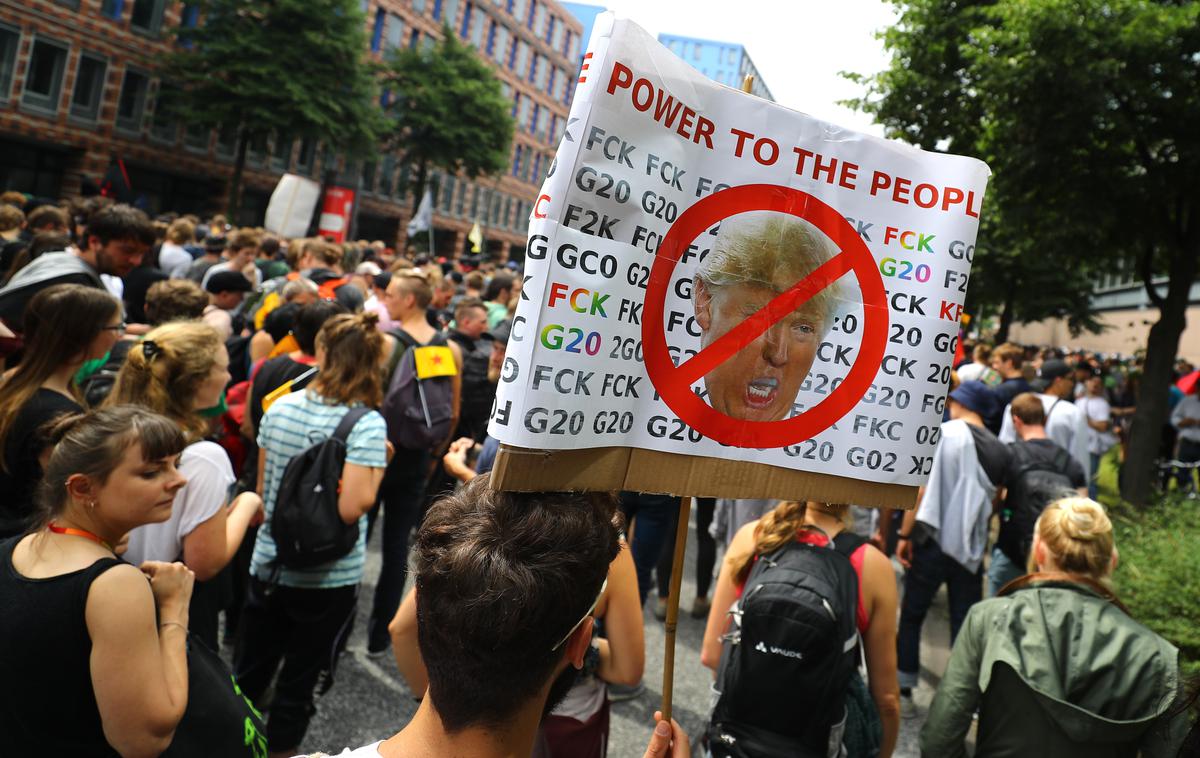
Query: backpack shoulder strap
831 530 869 559
332 406 373 443
1047 398 1062 422
388 328 419 350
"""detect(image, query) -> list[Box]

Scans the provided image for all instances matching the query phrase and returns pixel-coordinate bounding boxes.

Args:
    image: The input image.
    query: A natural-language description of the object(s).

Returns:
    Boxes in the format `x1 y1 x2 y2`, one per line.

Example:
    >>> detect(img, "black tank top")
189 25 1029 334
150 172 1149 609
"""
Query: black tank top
0 536 123 756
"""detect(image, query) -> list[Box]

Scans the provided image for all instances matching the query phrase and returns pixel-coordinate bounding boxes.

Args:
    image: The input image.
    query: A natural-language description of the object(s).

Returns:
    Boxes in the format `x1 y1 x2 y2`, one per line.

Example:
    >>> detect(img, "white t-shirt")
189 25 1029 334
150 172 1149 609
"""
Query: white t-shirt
124 441 234 566
1080 395 1117 455
1171 395 1200 444
159 242 193 279
999 393 1090 473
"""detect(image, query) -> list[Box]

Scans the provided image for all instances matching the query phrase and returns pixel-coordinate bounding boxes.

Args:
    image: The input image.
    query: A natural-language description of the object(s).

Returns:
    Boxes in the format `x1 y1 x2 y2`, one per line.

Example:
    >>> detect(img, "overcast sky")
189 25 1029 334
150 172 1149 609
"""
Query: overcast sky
588 0 899 137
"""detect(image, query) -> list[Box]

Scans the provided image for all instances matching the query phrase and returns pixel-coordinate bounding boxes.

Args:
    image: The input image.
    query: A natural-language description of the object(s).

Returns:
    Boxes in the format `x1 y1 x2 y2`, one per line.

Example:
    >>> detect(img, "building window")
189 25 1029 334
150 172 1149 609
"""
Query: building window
247 131 269 165
115 68 150 132
413 0 426 11
149 82 180 143
454 180 466 216
459 2 472 37
486 20 497 54
432 0 442 20
183 122 209 152
385 14 403 52
22 38 69 113
371 8 385 52
0 24 20 103
444 0 461 27
70 53 107 121
101 0 124 19
296 138 316 174
271 134 292 170
361 162 376 194
440 174 455 211
379 155 395 196
130 0 165 34
214 125 236 157
54 0 82 9
511 144 523 177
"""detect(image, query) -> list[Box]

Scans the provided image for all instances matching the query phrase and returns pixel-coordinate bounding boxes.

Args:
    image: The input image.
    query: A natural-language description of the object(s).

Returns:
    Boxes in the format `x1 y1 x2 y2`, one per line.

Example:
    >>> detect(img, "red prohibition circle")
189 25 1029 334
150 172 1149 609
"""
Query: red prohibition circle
641 183 889 449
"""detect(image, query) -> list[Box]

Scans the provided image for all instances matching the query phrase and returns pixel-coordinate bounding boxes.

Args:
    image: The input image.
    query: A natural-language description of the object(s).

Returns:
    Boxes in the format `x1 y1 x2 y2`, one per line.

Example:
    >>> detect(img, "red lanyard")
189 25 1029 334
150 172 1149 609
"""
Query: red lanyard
47 523 113 552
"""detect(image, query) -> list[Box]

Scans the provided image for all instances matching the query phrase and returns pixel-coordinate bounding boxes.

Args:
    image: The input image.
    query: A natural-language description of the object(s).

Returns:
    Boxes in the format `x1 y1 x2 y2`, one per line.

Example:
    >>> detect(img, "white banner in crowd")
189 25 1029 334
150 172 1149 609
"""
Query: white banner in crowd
489 15 990 488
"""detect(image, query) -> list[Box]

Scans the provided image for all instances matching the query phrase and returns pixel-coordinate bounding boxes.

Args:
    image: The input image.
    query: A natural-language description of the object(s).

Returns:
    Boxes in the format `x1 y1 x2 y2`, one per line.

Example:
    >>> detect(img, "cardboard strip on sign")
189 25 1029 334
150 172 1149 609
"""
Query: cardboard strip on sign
491 445 918 510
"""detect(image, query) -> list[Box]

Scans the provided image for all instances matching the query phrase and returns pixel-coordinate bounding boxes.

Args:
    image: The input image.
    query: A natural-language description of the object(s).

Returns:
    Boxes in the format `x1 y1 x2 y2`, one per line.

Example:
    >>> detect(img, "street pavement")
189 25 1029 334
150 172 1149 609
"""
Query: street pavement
224 513 955 757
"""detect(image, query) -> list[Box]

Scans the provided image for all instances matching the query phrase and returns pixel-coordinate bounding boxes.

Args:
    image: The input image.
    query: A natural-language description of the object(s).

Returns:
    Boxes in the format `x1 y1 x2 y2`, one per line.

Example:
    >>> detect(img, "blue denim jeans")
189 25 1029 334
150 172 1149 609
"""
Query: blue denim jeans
988 545 1025 597
897 538 983 689
619 493 679 607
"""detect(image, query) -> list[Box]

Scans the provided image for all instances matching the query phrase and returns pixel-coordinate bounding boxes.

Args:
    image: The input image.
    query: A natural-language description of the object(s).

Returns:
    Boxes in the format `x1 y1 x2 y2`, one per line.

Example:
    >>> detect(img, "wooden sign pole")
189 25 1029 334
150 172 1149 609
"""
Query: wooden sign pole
660 495 692 723
659 72 757 727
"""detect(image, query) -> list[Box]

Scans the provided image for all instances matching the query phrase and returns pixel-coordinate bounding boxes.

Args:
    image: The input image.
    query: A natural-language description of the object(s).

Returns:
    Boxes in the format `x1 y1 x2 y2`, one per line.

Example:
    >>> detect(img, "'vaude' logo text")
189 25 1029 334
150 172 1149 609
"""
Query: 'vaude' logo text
754 640 804 660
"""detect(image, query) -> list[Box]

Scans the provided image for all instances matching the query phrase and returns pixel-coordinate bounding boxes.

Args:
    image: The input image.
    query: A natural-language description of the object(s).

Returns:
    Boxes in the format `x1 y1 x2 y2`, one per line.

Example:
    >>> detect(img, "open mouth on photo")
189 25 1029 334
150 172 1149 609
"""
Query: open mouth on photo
744 378 779 408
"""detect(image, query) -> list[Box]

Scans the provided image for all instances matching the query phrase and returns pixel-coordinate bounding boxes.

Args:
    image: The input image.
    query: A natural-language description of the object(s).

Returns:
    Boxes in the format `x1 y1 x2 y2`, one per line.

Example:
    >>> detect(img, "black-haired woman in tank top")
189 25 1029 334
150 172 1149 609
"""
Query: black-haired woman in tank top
0 406 193 756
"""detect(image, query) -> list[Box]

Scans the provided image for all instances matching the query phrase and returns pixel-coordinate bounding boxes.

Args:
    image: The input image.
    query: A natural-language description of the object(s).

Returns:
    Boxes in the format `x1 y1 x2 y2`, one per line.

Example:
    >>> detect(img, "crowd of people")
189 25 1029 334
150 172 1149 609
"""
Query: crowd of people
0 192 1195 758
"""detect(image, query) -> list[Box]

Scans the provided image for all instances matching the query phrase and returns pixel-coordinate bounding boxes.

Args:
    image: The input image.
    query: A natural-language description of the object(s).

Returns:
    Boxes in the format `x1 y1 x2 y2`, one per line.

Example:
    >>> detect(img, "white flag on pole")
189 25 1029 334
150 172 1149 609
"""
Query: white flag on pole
406 188 433 237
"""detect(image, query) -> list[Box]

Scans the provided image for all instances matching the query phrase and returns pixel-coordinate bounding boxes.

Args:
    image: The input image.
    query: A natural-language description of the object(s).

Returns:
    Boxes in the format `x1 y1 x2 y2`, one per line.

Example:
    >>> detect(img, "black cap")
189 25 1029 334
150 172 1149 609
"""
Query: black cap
205 270 253 294
1039 359 1072 382
487 319 511 345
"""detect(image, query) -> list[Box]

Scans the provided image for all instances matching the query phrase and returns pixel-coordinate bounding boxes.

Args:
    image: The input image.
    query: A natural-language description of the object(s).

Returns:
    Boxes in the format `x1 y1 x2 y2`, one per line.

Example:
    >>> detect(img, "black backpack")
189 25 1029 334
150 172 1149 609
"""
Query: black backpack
998 443 1078 565
708 527 861 758
270 406 371 569
382 329 455 450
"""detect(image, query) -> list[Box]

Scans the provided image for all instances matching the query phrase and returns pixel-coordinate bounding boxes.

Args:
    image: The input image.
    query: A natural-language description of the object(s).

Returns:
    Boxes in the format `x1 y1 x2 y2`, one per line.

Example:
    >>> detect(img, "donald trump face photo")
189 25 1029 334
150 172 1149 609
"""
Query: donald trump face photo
692 212 838 423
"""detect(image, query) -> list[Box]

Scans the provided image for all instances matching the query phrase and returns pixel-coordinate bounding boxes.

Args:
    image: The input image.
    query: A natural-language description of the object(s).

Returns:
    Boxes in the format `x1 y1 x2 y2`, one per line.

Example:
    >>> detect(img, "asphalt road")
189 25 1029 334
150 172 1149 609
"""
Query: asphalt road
221 514 955 757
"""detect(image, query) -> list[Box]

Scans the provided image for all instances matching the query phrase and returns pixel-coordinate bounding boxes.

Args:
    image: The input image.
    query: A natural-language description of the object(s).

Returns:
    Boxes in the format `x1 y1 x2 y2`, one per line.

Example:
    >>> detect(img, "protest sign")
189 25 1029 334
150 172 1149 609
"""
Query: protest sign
489 15 990 508
264 173 320 238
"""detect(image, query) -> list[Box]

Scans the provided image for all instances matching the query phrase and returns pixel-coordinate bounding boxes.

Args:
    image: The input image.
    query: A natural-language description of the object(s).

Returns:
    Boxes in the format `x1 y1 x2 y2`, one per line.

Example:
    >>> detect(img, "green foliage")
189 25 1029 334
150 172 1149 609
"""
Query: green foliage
163 0 386 215
381 25 514 211
1111 495 1200 674
846 0 1200 335
165 0 384 152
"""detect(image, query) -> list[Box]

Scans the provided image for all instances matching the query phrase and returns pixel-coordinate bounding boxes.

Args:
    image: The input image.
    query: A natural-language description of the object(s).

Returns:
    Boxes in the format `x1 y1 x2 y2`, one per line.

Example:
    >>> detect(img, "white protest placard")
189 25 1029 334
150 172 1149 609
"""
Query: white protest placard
264 173 321 238
489 15 989 498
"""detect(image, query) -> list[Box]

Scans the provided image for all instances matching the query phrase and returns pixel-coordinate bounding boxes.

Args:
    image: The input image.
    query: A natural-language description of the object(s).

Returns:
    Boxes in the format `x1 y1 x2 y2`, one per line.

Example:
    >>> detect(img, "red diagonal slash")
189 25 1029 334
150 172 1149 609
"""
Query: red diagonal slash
641 184 889 449
673 250 854 387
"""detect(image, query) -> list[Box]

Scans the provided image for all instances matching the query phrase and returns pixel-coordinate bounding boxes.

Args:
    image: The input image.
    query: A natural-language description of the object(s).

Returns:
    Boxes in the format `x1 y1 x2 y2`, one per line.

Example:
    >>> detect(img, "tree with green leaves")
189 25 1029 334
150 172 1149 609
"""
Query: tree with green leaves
380 25 514 220
851 0 1200 505
163 0 385 219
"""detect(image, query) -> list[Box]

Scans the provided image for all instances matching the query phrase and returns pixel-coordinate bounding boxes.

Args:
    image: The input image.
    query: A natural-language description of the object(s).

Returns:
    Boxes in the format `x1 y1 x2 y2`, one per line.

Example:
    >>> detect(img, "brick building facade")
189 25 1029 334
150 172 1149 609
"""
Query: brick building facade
0 0 581 258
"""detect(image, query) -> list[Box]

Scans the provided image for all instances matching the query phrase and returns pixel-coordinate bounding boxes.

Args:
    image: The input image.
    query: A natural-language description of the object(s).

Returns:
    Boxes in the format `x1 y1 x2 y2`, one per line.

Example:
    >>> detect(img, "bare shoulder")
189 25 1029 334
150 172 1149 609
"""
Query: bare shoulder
730 519 760 552
86 564 154 622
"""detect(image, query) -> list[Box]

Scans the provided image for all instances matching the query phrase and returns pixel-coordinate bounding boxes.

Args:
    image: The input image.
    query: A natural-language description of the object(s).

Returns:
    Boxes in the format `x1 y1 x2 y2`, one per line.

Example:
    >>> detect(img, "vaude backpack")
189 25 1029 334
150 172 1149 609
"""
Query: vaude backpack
998 443 1078 565
270 406 371 569
382 329 455 450
708 527 861 758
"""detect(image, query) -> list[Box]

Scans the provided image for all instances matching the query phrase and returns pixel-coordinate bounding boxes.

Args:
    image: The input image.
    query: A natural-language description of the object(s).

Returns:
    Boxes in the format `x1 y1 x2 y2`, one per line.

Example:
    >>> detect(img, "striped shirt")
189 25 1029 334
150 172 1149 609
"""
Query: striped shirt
251 390 388 588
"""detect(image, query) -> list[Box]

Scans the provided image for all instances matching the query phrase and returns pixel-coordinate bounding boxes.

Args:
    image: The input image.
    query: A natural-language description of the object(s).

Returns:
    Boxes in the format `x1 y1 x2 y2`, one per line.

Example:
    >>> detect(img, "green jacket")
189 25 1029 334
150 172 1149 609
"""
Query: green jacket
920 579 1188 758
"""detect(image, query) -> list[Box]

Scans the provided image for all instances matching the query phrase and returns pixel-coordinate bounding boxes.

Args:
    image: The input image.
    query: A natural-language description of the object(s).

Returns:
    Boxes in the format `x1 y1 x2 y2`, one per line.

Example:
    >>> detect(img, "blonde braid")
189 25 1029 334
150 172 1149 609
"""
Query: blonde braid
730 500 808 585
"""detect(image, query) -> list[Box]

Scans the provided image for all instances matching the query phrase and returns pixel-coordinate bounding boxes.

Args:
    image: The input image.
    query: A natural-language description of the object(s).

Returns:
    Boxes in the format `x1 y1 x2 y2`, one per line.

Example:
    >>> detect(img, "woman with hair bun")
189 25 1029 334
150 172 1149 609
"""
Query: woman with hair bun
922 497 1189 756
107 320 264 649
0 406 192 756
234 310 390 758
